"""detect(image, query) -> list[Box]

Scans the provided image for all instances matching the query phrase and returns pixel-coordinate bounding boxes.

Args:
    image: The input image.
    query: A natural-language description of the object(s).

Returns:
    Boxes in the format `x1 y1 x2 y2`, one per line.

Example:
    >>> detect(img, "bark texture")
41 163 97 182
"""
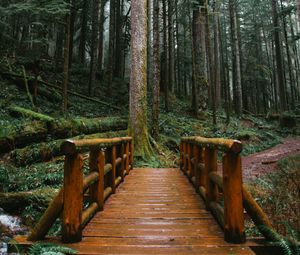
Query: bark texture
129 0 151 157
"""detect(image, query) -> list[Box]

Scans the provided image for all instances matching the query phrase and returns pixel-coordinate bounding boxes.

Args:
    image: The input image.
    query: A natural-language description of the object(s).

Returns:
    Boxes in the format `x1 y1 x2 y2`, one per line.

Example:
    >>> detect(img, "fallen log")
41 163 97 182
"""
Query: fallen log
39 79 122 111
48 116 128 138
8 105 54 122
0 121 49 153
0 116 127 153
0 189 54 214
1 74 61 103
11 130 127 166
1 71 121 111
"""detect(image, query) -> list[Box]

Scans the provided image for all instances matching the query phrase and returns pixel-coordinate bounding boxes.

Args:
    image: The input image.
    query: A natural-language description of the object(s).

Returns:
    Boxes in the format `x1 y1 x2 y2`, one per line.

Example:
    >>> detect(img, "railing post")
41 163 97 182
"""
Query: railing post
120 143 125 181
191 144 198 182
111 145 117 193
187 143 192 176
89 149 105 211
182 142 187 173
62 153 83 243
125 142 130 174
194 145 202 191
222 152 245 244
205 147 218 209
180 143 183 171
130 140 134 169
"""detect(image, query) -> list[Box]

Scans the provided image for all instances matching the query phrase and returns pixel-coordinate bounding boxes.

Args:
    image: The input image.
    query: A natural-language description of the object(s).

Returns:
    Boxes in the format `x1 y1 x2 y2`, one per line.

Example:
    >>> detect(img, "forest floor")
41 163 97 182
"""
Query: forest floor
243 137 300 181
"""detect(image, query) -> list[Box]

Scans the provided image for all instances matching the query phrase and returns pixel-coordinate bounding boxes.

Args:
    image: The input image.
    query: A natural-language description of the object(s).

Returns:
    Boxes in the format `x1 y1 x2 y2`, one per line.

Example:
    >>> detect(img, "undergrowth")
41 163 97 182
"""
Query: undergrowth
247 155 300 241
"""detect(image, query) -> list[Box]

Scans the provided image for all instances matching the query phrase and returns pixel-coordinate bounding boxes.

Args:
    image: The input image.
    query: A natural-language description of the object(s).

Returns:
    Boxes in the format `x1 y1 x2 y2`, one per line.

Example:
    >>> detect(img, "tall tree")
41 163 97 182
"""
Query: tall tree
89 0 100 95
271 0 287 111
62 1 72 112
129 0 151 157
168 0 175 93
191 1 207 116
79 0 89 64
107 0 116 96
162 0 169 111
229 0 243 116
152 0 160 139
98 0 107 72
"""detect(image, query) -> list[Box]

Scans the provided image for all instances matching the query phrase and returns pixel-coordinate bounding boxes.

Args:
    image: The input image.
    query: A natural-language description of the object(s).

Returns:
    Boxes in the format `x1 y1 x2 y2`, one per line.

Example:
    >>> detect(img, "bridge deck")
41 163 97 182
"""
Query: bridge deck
16 168 256 254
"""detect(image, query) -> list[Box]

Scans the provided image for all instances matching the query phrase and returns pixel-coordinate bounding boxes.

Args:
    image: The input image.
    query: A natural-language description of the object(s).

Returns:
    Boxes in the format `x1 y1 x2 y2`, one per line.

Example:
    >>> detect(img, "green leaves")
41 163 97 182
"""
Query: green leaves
29 243 77 255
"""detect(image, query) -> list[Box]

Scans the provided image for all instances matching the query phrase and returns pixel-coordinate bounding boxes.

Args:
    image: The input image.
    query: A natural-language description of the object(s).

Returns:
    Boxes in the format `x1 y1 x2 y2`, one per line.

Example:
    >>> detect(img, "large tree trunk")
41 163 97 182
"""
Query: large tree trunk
89 0 100 95
271 0 287 112
62 2 71 112
79 0 89 64
168 0 175 94
98 0 107 72
213 0 221 109
162 0 169 111
192 2 207 116
114 0 124 78
68 0 76 68
107 0 116 96
229 0 243 116
151 0 160 139
129 0 151 157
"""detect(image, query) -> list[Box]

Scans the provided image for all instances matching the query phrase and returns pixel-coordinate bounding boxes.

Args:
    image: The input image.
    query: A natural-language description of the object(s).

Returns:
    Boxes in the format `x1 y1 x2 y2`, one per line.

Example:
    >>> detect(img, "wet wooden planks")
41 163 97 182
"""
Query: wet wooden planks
15 168 256 254
77 168 255 254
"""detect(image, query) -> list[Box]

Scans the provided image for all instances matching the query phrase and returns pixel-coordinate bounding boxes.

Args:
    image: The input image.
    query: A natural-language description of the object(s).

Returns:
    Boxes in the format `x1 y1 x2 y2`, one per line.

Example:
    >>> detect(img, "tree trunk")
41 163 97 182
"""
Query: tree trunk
114 0 124 78
107 0 116 96
271 0 287 112
192 2 207 116
79 0 89 64
229 0 243 116
89 0 100 96
98 0 107 72
62 3 71 112
69 0 76 68
162 0 169 111
129 0 151 157
213 0 221 109
168 0 175 94
151 0 160 139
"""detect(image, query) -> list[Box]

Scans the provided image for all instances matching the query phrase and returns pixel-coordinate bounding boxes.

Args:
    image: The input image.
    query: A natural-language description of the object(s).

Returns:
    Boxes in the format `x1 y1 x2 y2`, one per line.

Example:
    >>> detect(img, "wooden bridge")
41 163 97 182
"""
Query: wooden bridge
13 136 283 254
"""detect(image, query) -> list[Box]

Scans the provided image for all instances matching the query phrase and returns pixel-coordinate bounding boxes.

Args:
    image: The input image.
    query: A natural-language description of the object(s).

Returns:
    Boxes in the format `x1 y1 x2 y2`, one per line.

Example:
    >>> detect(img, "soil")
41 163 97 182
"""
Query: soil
242 137 300 181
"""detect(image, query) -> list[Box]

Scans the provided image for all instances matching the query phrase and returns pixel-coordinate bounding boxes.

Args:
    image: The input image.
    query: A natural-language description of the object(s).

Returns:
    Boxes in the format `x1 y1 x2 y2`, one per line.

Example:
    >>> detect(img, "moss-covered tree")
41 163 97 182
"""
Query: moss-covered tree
129 0 151 158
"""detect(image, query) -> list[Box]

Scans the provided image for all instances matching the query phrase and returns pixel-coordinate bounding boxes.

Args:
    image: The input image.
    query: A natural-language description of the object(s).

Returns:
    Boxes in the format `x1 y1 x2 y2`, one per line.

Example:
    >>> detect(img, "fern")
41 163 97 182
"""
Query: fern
29 243 77 255
258 225 297 255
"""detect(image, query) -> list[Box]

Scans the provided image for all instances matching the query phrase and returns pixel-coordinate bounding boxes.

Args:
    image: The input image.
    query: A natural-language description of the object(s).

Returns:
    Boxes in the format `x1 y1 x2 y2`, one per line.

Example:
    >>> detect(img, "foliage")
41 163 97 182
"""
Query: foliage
247 155 300 242
28 243 77 255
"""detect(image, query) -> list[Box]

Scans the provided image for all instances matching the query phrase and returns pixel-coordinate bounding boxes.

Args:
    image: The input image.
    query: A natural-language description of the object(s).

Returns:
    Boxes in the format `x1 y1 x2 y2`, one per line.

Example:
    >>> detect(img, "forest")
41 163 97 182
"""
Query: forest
0 0 299 254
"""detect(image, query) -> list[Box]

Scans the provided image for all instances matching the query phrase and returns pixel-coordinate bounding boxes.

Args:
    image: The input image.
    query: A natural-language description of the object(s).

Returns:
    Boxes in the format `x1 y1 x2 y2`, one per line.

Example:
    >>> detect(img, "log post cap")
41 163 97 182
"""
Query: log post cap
61 140 77 155
61 137 133 156
181 137 242 154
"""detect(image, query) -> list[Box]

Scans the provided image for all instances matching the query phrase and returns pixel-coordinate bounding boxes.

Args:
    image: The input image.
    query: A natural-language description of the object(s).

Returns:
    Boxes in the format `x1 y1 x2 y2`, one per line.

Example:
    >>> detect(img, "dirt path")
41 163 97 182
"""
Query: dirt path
242 137 300 181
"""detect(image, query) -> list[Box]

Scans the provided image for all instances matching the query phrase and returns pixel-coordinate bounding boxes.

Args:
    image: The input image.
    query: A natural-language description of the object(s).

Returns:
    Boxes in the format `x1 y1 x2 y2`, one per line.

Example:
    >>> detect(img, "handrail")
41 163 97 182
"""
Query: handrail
180 136 296 246
27 137 133 243
180 136 245 244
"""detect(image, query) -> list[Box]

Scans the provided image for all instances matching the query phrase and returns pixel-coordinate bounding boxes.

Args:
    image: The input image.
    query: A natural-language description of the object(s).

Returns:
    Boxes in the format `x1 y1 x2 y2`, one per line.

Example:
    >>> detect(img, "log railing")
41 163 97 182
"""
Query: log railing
180 136 288 245
181 136 245 244
27 137 133 243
